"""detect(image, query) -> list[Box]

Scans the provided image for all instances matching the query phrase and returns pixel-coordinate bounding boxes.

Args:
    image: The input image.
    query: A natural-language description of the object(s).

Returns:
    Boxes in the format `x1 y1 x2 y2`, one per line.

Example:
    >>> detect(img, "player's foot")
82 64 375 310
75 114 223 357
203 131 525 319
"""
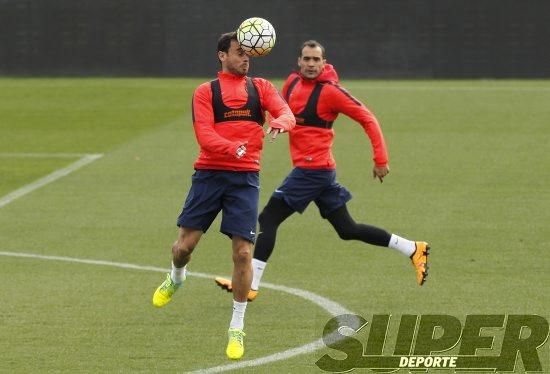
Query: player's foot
226 328 246 360
215 277 258 301
410 242 430 286
152 273 181 307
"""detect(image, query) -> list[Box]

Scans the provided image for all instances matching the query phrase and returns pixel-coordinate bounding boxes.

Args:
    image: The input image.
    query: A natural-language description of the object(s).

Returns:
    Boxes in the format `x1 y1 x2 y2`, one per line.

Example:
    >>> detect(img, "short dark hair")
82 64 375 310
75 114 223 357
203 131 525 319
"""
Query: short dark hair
218 32 238 54
217 31 238 64
300 40 326 58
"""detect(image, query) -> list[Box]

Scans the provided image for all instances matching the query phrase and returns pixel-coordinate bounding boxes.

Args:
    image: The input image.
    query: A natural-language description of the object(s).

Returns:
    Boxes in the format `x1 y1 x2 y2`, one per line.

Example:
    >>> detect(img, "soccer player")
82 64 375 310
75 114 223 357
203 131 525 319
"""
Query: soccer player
215 40 429 301
151 32 295 360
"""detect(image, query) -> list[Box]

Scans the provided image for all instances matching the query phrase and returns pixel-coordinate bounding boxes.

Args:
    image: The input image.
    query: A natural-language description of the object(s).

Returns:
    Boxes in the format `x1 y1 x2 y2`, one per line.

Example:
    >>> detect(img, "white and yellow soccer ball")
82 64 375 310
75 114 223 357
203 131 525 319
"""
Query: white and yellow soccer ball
237 17 276 57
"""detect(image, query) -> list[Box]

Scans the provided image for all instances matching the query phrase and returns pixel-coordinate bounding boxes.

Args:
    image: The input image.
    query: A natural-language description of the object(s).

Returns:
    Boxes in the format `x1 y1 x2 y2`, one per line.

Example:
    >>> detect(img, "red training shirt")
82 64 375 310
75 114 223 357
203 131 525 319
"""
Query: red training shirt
192 71 295 171
282 64 388 169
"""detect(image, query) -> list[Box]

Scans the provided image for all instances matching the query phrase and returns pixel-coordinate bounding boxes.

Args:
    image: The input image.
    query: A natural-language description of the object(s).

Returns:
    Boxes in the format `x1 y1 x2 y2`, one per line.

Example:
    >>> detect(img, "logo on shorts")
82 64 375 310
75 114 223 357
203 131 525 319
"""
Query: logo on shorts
317 314 550 372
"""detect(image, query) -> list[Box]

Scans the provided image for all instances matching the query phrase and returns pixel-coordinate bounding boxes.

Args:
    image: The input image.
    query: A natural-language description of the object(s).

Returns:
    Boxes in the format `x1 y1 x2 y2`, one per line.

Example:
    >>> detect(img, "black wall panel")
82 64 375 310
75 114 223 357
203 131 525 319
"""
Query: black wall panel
1 0 549 78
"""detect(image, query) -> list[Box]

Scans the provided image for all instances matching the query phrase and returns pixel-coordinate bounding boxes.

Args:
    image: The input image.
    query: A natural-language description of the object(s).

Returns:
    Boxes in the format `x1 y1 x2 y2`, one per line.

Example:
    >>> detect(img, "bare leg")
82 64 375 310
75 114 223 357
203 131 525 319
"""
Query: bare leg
172 227 203 267
152 227 203 308
231 236 253 302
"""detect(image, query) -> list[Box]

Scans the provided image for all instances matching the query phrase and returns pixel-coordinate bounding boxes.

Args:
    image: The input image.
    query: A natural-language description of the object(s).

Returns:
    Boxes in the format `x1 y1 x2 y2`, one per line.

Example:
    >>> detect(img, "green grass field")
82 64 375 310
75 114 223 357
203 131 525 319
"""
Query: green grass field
1 78 549 373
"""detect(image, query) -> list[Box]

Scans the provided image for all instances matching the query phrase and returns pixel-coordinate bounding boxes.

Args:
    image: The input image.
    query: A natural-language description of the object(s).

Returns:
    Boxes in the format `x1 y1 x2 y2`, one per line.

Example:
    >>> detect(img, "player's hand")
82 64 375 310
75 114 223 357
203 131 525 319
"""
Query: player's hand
266 126 284 142
373 165 389 183
236 142 247 159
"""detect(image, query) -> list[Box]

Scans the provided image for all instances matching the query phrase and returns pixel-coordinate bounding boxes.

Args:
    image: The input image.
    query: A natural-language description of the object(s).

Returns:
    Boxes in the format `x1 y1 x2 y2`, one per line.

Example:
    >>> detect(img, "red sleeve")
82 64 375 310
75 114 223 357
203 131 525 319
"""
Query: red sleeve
192 83 242 156
253 78 296 132
327 84 388 166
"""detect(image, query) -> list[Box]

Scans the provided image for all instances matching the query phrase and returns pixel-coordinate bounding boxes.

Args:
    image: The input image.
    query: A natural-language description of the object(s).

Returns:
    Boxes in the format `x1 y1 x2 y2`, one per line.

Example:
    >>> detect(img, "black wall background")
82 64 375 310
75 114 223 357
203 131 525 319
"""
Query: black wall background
1 0 549 78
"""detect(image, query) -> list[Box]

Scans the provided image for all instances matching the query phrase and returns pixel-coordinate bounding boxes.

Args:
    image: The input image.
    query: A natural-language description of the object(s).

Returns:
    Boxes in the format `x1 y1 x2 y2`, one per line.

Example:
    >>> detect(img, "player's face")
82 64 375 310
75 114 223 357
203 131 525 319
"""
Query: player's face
219 40 250 76
298 46 325 80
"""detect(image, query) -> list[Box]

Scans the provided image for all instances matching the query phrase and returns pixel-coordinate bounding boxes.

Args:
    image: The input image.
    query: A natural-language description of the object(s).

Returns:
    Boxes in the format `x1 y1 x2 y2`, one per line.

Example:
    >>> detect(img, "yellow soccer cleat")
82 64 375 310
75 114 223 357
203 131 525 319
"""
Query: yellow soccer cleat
410 242 430 286
214 277 258 301
152 273 181 307
226 328 246 360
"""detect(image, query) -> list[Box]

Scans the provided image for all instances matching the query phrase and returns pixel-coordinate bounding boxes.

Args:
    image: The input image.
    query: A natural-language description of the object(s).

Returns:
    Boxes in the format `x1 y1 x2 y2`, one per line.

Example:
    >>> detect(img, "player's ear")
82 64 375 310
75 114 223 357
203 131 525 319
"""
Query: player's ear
218 51 226 62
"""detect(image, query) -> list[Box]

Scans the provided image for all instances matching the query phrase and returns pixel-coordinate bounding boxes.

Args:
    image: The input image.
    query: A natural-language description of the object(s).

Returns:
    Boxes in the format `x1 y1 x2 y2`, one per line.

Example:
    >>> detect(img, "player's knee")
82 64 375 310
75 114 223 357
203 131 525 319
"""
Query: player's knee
172 240 194 258
233 246 251 265
337 230 353 240
336 226 358 241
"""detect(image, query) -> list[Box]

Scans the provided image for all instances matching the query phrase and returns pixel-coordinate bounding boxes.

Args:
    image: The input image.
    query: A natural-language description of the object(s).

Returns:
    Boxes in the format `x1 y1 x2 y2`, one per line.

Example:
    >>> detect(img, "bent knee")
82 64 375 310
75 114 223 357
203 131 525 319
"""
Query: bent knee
336 229 357 241
172 241 194 257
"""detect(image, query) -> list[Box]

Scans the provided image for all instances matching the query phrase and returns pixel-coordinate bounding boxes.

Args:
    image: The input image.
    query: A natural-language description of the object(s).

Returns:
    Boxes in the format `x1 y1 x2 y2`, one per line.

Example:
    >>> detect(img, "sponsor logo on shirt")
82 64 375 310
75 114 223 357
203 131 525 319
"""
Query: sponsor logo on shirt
224 109 252 118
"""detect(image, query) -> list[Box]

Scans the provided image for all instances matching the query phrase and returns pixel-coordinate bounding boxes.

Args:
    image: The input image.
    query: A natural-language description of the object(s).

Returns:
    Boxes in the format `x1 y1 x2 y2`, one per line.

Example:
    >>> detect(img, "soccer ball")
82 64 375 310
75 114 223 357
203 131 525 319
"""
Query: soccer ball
237 17 276 57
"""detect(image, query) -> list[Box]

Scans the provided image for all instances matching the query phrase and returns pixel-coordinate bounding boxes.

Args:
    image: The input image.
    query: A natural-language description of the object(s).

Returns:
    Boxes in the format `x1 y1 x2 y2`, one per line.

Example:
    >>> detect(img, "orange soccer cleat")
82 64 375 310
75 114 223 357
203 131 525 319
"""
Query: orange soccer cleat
215 277 258 301
410 242 430 286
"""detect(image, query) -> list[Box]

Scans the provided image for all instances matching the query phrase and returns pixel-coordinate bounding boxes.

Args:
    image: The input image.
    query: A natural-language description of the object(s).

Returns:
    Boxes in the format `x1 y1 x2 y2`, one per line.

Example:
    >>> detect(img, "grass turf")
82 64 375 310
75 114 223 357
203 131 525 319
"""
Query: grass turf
0 78 549 372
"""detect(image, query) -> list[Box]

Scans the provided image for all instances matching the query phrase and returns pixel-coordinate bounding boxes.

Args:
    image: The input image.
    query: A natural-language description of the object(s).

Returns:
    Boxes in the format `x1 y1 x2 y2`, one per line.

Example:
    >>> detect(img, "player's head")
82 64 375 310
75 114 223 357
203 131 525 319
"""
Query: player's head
298 40 326 80
217 32 249 76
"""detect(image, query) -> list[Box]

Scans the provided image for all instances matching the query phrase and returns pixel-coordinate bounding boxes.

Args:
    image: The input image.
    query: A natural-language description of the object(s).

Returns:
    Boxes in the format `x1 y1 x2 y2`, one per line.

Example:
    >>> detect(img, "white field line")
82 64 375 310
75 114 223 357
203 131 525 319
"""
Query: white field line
0 251 354 373
188 340 326 374
0 153 103 208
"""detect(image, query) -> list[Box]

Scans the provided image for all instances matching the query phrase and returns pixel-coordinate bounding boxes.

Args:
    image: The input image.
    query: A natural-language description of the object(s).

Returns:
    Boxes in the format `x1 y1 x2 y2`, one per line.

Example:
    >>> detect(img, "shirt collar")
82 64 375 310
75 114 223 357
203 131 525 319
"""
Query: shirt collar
217 71 247 80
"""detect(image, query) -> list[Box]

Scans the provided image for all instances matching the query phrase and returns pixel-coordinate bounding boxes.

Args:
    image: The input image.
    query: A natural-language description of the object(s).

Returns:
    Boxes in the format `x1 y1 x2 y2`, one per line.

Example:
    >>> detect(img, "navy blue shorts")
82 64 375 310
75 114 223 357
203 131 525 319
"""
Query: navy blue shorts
177 170 260 243
272 168 352 218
